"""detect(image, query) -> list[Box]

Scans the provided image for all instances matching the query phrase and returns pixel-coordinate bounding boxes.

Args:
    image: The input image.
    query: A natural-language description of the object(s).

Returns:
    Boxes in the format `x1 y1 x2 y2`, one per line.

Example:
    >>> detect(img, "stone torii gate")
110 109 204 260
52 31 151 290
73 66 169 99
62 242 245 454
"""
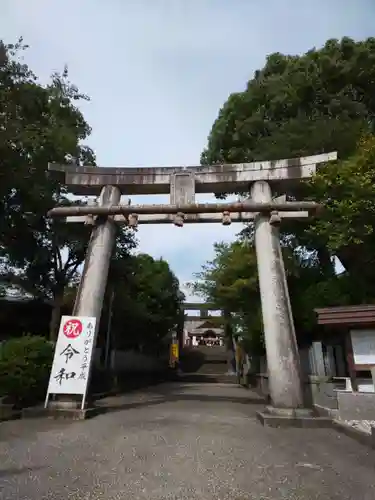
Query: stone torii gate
47 152 337 418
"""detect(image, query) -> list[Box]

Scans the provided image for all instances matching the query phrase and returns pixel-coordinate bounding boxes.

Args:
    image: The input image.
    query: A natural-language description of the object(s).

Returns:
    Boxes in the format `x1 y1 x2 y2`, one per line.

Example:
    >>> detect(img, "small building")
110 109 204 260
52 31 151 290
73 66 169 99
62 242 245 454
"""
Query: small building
315 305 375 391
183 319 224 347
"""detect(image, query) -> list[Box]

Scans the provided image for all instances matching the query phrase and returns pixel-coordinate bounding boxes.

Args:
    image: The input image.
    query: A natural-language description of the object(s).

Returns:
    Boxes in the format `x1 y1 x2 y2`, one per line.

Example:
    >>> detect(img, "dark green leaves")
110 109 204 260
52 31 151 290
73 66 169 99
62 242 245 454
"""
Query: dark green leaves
202 37 375 167
108 254 184 353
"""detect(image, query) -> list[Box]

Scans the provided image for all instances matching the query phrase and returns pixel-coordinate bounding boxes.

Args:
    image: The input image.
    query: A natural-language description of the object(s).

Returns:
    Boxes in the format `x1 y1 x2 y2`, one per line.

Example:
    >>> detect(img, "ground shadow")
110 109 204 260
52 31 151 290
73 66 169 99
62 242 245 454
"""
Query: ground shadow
179 349 206 373
0 465 46 478
95 382 267 415
178 373 233 383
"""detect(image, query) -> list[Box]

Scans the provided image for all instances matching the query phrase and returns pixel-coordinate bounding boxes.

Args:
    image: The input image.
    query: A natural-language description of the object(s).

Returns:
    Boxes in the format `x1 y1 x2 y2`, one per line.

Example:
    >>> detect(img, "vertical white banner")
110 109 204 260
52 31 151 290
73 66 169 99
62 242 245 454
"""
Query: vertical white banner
351 329 375 365
46 316 96 396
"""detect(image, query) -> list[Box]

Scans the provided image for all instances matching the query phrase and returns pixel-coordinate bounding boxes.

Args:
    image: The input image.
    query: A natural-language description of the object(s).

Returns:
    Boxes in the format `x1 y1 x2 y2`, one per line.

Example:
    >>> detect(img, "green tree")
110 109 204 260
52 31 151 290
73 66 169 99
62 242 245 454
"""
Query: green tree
0 39 136 338
302 134 375 299
201 36 375 298
202 37 375 166
192 241 264 356
108 253 184 355
193 239 358 358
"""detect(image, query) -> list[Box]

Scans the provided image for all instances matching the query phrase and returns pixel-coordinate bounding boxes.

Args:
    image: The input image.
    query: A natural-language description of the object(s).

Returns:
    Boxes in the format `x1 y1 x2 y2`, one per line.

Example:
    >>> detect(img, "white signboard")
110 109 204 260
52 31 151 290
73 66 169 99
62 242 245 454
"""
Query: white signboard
351 329 375 366
46 316 96 395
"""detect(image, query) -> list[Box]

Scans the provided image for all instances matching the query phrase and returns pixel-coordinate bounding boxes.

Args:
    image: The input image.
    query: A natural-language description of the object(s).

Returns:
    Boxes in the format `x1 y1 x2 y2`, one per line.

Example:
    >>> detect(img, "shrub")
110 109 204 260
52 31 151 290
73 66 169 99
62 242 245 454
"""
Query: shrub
0 335 54 407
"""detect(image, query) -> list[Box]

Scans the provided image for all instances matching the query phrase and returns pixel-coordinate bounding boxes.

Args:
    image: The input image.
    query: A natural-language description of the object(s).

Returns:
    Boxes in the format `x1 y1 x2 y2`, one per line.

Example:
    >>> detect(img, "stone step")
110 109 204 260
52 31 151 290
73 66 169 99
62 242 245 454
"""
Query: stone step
178 373 237 384
194 364 228 375
181 346 228 362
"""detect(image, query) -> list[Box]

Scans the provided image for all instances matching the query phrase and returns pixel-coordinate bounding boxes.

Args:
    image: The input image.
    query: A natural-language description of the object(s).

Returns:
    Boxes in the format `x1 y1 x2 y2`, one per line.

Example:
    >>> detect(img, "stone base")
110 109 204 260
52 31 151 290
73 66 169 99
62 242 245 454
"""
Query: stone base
265 405 314 417
332 419 375 449
336 391 375 420
22 405 104 421
314 403 339 419
256 406 333 428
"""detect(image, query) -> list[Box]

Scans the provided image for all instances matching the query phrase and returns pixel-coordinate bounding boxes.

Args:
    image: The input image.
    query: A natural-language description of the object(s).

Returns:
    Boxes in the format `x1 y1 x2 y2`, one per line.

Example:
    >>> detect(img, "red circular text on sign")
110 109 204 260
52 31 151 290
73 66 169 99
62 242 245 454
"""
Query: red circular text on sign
63 319 83 339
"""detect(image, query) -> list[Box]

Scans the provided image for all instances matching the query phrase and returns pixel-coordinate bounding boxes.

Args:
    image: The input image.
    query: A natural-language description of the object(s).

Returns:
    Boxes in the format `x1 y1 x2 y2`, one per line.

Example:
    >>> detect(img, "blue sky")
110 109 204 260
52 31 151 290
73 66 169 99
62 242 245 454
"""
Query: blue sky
2 0 374 301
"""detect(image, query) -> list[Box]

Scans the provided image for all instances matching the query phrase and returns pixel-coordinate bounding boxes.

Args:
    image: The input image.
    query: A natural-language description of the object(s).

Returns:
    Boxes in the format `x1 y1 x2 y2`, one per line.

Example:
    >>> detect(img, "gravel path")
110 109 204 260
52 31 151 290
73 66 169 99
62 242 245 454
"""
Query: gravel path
0 382 375 500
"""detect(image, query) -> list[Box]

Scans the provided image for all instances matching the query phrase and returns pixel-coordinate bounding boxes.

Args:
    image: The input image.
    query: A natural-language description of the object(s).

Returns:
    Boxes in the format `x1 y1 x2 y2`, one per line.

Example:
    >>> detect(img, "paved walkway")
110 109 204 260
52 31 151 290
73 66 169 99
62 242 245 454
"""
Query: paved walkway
1 383 375 499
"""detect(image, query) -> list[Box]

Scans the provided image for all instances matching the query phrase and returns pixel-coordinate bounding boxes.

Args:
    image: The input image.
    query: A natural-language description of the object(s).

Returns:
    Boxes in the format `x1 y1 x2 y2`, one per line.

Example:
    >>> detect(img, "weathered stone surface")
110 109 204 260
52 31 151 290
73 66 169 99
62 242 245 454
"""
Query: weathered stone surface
257 411 333 428
332 419 375 449
1 383 375 499
22 405 103 420
308 378 338 409
256 405 333 428
337 391 375 420
252 181 304 409
48 152 337 195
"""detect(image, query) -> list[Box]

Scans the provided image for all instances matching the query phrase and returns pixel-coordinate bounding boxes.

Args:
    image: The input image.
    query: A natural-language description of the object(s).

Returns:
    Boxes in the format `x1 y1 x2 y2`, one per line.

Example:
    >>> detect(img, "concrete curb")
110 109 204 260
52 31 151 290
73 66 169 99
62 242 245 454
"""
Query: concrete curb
313 403 338 419
332 419 375 450
256 410 333 428
0 372 174 423
314 403 375 449
22 405 105 421
0 392 115 423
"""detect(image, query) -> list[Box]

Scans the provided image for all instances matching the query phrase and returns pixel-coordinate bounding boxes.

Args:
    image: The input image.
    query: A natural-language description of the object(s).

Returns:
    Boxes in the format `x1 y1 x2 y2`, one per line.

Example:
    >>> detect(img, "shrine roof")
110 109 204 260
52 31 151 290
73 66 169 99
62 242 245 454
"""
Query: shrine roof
315 305 375 327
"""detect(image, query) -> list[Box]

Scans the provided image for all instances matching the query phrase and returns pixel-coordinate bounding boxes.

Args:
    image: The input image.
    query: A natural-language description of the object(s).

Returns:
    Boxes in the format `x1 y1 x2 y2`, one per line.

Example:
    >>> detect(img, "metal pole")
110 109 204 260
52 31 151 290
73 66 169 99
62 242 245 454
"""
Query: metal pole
47 200 321 218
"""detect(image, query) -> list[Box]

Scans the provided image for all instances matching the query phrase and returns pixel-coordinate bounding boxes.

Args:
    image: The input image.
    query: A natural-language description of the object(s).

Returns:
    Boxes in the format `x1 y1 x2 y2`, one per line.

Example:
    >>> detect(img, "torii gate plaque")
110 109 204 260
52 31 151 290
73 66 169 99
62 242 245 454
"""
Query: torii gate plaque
47 152 337 417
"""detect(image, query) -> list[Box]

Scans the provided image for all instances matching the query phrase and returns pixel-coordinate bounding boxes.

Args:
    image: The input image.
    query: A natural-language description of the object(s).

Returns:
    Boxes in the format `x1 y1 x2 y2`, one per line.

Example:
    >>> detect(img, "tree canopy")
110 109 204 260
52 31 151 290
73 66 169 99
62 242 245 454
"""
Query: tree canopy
106 253 184 354
0 38 182 349
195 36 375 356
0 39 96 301
192 238 360 358
202 37 375 166
192 241 263 355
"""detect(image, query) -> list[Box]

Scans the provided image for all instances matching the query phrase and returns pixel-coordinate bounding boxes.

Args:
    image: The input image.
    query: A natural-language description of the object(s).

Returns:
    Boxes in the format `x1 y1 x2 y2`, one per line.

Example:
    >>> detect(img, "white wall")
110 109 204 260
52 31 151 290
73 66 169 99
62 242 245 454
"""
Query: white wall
351 329 375 365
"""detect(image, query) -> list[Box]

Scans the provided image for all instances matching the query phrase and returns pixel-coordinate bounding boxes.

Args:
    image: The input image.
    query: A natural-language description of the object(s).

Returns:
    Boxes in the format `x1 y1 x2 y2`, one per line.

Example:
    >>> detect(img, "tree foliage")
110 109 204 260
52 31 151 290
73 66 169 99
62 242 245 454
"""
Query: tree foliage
192 239 360 357
0 39 136 338
200 36 375 304
202 37 375 166
192 241 264 355
0 36 186 368
0 335 53 406
107 253 184 354
303 134 375 297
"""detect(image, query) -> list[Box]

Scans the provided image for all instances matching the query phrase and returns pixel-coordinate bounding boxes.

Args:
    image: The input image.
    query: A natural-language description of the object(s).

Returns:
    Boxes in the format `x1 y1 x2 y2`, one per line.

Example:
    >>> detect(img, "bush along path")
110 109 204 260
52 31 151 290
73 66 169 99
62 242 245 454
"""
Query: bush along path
0 336 53 420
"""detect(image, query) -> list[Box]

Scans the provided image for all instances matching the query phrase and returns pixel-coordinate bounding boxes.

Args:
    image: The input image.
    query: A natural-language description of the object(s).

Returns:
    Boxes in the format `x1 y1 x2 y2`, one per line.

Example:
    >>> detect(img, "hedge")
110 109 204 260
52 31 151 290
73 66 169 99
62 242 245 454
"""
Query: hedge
0 335 54 407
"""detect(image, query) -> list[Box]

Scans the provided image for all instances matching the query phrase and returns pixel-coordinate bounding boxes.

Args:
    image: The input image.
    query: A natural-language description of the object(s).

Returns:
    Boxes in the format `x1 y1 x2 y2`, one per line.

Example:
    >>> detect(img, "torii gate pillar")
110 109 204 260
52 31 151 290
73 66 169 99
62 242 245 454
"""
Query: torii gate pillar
73 185 121 319
252 181 303 410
